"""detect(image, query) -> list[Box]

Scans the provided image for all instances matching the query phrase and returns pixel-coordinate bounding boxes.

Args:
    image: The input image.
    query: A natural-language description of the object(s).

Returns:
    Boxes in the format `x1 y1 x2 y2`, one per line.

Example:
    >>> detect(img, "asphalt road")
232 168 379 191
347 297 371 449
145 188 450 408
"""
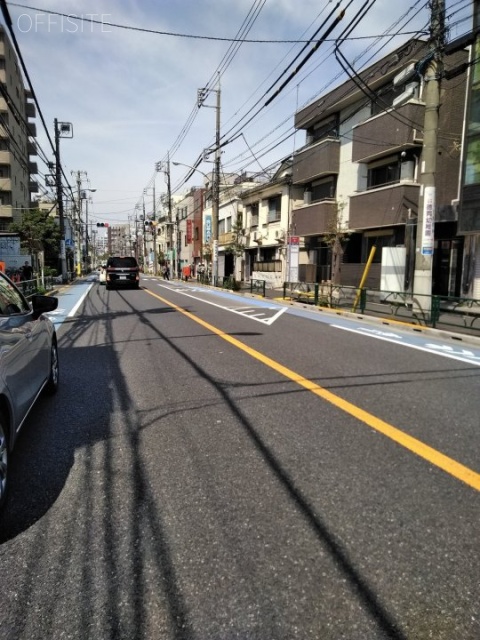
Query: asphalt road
1 276 479 640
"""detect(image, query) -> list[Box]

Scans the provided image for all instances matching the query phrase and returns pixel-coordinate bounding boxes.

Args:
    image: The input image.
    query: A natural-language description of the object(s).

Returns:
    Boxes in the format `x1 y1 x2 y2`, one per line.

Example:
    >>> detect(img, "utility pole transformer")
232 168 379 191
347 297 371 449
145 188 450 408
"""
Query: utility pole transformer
413 0 446 319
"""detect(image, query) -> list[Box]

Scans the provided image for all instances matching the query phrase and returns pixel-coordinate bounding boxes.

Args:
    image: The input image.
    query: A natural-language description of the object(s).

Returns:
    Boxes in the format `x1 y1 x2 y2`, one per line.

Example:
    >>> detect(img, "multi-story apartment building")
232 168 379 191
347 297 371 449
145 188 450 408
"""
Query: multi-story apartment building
108 224 130 256
289 35 470 296
241 159 303 286
458 8 480 300
0 25 38 229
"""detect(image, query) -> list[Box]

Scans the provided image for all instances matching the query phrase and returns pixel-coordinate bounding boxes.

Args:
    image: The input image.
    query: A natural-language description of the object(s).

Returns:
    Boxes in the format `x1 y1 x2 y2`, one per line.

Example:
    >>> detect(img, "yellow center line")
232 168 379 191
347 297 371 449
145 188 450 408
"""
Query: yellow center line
146 288 480 492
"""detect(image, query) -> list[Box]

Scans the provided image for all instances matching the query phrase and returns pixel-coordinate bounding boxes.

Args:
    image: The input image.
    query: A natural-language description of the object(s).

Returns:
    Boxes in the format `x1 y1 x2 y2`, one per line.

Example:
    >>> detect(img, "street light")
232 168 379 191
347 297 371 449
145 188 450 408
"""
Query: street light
54 118 73 282
80 188 96 271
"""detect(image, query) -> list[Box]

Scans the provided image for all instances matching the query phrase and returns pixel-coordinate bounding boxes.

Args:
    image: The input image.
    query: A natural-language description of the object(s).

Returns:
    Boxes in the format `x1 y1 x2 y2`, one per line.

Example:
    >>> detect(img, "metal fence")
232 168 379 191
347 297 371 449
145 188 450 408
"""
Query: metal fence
19 275 61 299
283 282 480 336
220 276 266 297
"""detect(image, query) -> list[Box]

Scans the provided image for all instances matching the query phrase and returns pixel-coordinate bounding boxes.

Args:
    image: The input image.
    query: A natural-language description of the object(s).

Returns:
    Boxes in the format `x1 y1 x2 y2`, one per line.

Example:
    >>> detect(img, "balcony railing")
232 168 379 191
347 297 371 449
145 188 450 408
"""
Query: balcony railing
291 199 337 236
292 137 340 184
352 102 424 163
349 182 420 229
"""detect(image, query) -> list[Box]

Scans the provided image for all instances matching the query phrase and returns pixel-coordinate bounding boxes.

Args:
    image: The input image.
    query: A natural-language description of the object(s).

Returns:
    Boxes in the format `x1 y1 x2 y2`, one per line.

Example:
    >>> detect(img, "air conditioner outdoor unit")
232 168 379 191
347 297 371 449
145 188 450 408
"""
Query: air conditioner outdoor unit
275 229 285 241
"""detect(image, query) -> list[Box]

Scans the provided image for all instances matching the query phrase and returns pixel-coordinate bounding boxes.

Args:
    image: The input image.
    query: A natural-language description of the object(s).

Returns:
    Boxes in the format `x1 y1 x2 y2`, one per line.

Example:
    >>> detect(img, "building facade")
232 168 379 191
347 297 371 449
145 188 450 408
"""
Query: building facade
0 25 38 229
289 36 469 295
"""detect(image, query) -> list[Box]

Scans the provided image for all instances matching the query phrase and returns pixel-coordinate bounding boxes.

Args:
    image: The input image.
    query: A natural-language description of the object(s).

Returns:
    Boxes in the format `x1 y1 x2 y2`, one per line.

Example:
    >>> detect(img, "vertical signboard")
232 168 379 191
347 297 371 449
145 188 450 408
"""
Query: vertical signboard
186 219 193 244
288 236 300 283
421 186 435 255
204 215 212 243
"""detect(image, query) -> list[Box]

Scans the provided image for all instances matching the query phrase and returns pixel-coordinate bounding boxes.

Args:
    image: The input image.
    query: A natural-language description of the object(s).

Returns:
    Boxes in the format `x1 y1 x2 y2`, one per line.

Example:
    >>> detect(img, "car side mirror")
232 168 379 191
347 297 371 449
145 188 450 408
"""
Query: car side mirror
31 295 58 319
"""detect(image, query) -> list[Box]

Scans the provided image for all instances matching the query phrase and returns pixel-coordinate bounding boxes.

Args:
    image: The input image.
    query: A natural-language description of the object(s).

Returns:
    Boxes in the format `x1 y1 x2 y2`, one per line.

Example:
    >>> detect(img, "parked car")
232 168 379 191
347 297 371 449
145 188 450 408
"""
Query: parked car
0 271 59 509
105 256 140 290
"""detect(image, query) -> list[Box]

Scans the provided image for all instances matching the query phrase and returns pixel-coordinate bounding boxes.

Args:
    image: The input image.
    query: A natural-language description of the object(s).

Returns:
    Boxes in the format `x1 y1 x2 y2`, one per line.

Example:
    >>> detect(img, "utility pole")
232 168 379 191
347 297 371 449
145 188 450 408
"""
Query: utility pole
198 77 221 285
54 118 67 282
213 82 221 286
413 0 446 319
73 170 85 276
156 156 173 275
142 197 147 266
152 180 158 275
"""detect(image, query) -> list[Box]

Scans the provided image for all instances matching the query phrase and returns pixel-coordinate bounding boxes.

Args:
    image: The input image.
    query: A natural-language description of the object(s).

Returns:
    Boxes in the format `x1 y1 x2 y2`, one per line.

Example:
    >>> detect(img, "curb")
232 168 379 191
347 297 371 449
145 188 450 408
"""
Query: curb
240 291 480 347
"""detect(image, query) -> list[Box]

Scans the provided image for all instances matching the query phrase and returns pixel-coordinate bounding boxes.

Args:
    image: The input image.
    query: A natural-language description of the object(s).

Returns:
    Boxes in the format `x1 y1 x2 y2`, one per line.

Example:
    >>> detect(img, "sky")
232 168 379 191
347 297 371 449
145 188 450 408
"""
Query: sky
0 0 474 227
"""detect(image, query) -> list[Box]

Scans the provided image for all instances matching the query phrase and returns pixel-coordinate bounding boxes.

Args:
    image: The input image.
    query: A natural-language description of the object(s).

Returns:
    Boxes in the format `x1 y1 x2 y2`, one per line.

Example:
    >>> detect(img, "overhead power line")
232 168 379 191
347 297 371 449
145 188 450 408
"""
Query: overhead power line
6 2 432 43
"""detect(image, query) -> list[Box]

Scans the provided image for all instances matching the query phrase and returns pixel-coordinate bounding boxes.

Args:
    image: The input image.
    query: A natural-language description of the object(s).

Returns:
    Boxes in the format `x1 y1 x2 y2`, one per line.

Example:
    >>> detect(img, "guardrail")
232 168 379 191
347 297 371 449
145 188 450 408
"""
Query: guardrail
19 275 62 298
283 282 480 335
219 276 266 297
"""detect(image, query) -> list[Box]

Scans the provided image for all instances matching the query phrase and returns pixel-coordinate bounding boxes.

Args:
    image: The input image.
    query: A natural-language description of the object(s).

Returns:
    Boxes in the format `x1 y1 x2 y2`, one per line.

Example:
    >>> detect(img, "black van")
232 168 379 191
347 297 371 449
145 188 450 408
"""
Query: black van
105 256 140 290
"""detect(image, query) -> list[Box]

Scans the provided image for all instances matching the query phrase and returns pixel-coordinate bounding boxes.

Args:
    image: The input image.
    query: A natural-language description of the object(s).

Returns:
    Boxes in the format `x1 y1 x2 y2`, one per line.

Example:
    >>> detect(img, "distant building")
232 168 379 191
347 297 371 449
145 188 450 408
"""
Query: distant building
0 25 38 230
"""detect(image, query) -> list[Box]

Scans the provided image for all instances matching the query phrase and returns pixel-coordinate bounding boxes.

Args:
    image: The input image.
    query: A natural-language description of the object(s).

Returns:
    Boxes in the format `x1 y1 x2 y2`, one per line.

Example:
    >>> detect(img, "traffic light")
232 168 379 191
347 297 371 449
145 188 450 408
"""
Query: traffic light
96 223 109 227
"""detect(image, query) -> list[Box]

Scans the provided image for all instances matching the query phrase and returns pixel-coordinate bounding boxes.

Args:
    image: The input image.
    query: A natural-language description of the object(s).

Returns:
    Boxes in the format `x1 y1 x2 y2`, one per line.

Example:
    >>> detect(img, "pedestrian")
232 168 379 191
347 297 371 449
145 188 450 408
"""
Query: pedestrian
163 264 170 281
21 261 33 281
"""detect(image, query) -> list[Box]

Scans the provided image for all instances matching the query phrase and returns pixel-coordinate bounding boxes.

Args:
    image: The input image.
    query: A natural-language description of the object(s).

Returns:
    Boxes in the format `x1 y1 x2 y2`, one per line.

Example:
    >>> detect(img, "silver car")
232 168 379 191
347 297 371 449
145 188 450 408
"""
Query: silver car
0 271 59 509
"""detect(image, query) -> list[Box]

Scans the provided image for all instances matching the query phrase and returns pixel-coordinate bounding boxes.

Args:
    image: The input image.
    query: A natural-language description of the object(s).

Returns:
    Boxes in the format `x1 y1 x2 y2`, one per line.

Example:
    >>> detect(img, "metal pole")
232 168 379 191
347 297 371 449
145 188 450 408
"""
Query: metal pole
54 118 67 282
413 0 445 319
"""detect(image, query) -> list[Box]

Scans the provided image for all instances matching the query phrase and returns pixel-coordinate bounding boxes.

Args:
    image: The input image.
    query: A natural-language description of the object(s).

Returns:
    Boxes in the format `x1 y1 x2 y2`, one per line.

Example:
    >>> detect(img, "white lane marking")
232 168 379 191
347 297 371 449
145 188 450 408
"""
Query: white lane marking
156 283 287 325
68 283 94 317
332 324 480 366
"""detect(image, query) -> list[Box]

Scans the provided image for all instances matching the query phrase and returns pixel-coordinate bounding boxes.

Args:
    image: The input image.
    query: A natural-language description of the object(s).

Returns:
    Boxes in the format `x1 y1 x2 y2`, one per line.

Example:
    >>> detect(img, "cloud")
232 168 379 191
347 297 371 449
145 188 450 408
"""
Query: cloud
2 0 472 222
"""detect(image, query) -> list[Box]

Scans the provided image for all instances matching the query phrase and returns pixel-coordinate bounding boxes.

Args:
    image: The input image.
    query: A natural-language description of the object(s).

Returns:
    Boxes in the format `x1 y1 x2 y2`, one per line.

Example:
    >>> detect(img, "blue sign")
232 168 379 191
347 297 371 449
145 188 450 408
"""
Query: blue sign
204 215 212 243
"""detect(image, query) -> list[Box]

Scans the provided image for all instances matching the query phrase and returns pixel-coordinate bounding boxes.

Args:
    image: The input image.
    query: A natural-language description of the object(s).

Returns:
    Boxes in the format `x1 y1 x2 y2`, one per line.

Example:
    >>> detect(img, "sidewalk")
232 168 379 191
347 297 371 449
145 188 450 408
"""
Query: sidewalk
252 285 480 346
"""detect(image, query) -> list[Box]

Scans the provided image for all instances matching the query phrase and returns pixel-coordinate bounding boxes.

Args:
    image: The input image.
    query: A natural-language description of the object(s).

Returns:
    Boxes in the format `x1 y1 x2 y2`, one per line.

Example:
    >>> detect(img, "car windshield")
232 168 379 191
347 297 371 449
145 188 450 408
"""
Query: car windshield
107 258 137 268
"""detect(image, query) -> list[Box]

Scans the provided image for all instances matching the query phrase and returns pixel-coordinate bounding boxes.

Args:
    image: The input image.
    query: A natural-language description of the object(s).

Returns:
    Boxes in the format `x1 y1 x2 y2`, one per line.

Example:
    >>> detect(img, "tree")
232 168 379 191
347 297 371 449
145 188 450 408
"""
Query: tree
224 215 245 281
9 208 61 270
322 199 350 285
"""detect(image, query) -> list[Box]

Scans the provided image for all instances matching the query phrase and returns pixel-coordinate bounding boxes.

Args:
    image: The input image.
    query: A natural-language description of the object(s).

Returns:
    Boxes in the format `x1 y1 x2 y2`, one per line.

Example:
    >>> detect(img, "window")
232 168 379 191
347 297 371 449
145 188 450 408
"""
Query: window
311 176 336 201
367 157 400 189
267 196 281 223
307 115 339 143
371 82 405 116
249 202 259 227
